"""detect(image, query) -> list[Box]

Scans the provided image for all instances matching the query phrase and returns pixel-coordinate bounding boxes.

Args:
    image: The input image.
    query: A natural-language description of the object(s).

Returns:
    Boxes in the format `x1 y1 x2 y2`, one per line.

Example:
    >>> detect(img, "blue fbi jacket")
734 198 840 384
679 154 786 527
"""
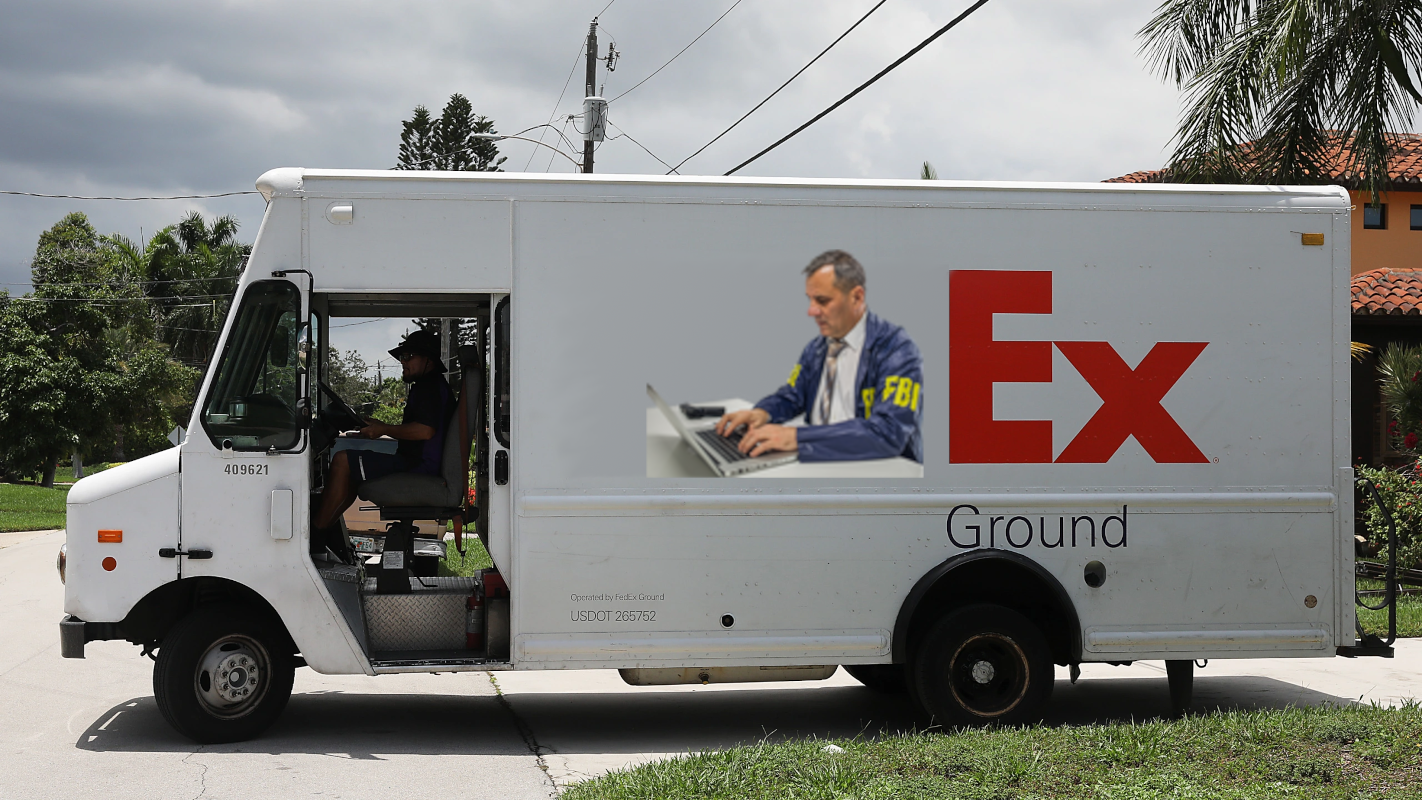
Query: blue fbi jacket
754 311 924 463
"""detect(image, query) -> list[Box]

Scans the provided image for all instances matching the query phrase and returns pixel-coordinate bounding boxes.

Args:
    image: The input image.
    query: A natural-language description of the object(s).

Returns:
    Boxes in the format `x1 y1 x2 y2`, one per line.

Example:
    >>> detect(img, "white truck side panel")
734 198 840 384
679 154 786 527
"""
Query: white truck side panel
496 183 1347 665
306 197 512 292
156 170 1348 672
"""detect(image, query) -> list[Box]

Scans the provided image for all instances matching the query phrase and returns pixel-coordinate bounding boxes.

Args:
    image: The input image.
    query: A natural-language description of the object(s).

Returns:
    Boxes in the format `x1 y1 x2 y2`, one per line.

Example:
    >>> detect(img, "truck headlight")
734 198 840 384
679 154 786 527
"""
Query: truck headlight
56 543 66 585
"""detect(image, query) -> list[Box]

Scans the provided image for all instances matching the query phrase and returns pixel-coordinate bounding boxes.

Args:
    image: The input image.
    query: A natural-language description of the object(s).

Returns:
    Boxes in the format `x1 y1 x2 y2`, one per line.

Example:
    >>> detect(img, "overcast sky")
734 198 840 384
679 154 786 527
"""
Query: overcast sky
0 0 1183 366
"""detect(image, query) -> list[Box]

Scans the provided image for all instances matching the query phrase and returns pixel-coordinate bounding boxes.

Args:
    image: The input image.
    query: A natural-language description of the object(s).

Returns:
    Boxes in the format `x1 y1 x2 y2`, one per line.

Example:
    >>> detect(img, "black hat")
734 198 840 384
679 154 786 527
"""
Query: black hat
389 329 442 363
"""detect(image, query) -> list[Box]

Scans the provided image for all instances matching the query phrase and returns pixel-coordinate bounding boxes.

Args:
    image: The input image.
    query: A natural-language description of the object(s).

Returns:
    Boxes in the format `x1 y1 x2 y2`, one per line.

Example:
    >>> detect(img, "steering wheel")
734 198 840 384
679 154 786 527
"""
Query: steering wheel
319 381 366 433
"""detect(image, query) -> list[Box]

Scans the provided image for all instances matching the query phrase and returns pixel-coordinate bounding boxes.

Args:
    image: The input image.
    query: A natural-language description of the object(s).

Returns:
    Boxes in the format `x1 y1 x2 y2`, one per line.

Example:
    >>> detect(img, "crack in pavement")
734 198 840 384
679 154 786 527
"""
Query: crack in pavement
182 745 210 800
487 672 558 797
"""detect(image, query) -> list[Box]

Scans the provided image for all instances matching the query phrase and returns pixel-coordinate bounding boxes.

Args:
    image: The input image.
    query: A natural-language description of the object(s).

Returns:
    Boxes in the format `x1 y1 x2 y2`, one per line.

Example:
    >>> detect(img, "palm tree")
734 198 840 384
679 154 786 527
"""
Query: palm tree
145 212 248 368
1139 0 1422 198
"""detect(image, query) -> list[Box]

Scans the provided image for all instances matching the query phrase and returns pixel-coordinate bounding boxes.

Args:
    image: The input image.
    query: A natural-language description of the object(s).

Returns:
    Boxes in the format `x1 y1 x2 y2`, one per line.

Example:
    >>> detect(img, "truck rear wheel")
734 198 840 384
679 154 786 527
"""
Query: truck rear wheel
843 664 909 694
911 604 1053 727
153 604 294 744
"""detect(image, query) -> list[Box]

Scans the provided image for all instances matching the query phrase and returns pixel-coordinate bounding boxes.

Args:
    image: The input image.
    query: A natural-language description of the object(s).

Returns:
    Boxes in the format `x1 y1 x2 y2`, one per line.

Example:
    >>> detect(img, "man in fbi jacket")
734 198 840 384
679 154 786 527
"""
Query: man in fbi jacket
716 250 924 463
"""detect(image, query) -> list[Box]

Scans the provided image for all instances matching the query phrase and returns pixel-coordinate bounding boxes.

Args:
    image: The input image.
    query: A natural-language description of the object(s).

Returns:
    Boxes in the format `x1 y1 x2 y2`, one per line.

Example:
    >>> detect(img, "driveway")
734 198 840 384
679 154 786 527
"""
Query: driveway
4 530 1419 796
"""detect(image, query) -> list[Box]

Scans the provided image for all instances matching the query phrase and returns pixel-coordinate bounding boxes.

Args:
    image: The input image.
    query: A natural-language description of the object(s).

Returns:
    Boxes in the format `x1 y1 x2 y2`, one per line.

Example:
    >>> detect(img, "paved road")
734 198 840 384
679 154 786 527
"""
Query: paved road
4 530 1420 797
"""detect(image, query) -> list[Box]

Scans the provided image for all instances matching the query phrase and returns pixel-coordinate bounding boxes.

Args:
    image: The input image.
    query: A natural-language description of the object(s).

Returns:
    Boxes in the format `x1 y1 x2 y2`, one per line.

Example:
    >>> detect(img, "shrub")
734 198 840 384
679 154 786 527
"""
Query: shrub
1355 461 1422 570
1379 342 1422 452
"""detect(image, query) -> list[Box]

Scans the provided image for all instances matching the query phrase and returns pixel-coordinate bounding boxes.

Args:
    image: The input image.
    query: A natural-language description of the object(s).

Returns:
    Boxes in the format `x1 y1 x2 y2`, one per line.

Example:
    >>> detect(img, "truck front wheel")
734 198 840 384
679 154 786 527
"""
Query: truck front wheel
911 604 1053 727
153 604 295 744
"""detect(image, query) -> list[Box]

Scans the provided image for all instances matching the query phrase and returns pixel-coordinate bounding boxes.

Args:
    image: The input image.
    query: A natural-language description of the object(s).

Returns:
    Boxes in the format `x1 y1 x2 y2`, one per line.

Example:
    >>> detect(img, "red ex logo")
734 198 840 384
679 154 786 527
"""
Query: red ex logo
948 270 1208 464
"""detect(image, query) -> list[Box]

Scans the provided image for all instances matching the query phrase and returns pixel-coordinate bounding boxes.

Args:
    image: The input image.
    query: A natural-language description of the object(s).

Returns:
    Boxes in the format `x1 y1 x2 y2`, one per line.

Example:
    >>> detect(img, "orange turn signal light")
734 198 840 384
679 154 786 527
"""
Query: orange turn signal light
97 530 123 543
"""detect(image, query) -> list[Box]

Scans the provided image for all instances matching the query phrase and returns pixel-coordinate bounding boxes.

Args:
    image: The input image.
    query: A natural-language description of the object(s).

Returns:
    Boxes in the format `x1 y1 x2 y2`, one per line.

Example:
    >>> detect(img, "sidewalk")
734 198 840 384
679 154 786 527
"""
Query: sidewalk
0 528 61 550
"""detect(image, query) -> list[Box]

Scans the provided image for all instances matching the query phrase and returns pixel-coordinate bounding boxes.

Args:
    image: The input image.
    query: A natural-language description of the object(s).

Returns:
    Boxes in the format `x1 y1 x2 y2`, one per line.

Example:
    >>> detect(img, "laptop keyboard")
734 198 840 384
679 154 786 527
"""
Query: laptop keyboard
695 428 750 463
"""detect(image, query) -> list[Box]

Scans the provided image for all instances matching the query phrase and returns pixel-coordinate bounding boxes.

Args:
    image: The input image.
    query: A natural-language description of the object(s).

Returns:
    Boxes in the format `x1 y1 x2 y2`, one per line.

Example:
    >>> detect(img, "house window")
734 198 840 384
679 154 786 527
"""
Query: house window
1412 205 1422 230
1364 203 1387 229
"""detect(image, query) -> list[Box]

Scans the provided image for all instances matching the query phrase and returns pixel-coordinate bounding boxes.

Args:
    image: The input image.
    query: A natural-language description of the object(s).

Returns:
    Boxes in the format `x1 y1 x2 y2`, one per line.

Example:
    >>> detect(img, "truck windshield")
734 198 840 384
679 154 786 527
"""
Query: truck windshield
201 280 301 450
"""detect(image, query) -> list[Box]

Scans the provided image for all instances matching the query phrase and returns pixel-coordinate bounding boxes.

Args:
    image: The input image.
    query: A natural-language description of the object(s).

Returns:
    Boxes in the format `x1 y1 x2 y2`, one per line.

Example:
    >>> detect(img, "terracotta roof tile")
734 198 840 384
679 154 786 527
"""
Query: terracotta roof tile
1353 268 1422 316
1107 133 1422 189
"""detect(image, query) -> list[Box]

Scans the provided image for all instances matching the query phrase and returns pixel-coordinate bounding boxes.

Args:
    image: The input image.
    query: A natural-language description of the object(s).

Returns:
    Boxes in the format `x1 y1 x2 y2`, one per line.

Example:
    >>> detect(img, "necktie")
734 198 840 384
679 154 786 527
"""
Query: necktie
819 338 847 425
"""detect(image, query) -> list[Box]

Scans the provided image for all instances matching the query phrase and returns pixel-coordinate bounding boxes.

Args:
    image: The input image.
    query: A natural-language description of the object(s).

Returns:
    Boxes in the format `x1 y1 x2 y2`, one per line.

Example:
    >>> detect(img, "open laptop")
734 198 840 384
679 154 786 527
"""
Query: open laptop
648 384 798 477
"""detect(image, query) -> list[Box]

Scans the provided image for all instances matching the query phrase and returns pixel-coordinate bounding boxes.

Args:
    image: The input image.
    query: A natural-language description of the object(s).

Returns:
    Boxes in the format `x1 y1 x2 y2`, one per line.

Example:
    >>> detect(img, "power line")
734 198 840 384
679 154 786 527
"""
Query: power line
7 293 232 303
609 0 745 104
3 276 238 288
606 121 679 173
670 0 889 174
725 0 992 176
1 190 258 201
401 124 575 169
547 118 575 173
525 41 588 171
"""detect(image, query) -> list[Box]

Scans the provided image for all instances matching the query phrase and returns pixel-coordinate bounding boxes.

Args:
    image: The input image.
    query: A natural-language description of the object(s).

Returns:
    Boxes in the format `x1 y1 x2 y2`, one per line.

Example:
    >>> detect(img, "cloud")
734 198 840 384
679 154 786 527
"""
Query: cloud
0 0 1184 358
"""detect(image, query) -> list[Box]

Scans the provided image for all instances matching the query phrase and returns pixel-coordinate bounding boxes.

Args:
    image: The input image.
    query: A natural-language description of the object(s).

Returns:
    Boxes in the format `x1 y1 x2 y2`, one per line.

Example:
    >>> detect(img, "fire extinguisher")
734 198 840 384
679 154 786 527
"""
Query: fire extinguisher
466 585 485 650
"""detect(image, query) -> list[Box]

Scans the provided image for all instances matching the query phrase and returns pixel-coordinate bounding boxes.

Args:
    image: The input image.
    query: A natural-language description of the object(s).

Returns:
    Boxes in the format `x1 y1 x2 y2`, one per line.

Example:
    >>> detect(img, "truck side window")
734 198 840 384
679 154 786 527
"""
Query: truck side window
201 280 302 451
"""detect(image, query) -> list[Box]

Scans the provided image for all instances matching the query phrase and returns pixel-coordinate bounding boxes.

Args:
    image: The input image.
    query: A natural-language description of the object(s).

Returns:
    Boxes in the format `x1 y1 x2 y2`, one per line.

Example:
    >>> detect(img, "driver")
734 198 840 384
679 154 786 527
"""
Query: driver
313 329 455 537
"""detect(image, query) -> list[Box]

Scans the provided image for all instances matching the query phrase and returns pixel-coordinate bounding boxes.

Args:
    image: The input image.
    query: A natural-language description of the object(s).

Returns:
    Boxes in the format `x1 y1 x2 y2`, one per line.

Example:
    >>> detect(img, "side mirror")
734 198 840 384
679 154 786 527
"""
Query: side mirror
269 325 290 367
296 324 310 374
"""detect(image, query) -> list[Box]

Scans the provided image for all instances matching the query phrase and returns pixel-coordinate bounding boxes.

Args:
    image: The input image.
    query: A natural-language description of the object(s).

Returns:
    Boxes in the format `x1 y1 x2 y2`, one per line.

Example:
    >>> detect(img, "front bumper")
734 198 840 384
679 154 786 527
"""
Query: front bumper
59 615 124 659
59 615 86 658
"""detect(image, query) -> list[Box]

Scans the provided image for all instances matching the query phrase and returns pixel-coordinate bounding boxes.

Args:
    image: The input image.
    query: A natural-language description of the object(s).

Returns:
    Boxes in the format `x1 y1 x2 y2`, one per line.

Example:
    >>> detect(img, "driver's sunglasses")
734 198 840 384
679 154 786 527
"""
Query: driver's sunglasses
397 353 417 363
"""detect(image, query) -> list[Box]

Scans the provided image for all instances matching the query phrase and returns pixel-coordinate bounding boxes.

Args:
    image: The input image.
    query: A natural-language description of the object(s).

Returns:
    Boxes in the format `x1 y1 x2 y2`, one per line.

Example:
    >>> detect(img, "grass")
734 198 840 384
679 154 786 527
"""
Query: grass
439 532 493 576
563 704 1422 800
0 482 69 532
1356 578 1422 639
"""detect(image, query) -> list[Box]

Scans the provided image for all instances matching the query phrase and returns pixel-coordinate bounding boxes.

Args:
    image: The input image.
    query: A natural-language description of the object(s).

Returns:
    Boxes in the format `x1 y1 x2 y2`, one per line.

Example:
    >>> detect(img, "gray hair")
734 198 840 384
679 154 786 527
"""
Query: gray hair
803 250 865 292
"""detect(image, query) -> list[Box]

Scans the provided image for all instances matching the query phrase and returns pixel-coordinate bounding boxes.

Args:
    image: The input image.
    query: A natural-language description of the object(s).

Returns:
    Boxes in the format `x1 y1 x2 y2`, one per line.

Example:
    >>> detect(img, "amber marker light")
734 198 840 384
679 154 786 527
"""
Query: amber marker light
102 557 117 571
97 530 123 543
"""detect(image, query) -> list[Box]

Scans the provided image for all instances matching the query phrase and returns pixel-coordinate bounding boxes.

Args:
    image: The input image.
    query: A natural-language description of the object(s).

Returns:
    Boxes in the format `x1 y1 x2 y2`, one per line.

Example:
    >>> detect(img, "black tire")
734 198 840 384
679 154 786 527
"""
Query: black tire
911 604 1053 727
153 604 295 744
844 664 909 694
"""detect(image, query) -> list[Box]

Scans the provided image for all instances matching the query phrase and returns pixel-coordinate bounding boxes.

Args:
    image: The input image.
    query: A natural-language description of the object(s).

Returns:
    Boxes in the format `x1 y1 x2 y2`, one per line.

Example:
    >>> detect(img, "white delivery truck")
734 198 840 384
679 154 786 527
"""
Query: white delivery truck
57 168 1398 743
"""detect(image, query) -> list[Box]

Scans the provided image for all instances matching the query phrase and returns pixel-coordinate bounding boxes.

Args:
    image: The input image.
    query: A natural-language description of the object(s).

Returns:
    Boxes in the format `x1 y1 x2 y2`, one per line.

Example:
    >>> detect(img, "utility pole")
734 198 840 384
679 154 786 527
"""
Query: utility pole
583 20 598 174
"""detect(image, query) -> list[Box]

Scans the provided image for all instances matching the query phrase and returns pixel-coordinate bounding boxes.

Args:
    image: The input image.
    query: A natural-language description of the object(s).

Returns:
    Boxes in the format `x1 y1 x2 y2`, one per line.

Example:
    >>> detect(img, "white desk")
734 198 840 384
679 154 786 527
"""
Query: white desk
646 398 923 479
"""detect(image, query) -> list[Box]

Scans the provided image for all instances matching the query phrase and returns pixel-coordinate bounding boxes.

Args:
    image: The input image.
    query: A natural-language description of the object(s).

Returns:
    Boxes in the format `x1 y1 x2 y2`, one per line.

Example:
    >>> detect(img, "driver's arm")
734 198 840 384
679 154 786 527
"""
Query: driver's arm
359 420 435 441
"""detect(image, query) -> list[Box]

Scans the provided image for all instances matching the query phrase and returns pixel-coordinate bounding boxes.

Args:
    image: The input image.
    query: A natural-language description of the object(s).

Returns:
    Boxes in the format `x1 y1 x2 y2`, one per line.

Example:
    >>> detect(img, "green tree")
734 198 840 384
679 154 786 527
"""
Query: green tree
396 94 506 171
325 346 379 406
1139 0 1422 197
0 213 196 484
398 105 437 170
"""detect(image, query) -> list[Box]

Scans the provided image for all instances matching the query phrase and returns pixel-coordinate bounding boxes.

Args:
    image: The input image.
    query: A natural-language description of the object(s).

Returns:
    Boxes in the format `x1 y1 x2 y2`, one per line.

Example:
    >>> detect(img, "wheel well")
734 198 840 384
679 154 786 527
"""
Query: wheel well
117 578 297 655
893 550 1081 666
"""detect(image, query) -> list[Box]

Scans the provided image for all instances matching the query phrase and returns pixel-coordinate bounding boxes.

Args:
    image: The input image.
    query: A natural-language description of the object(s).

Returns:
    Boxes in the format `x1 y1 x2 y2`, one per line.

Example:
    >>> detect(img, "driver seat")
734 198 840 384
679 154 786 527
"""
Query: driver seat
358 343 483 592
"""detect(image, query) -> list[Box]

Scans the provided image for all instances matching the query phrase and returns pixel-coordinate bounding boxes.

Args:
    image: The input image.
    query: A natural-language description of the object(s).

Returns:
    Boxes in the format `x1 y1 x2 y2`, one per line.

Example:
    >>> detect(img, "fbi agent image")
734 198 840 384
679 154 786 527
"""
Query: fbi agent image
716 250 924 462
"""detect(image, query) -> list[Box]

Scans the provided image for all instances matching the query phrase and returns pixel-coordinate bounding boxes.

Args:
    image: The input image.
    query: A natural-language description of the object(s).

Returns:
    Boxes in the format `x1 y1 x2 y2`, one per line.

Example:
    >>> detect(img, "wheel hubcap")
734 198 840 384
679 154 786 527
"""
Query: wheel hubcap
970 659 996 684
195 636 271 718
947 633 1030 718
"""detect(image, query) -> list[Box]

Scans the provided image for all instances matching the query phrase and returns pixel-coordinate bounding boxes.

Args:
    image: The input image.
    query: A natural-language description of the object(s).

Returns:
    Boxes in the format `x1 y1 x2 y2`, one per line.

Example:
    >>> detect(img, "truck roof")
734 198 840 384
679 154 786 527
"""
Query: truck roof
256 167 1351 210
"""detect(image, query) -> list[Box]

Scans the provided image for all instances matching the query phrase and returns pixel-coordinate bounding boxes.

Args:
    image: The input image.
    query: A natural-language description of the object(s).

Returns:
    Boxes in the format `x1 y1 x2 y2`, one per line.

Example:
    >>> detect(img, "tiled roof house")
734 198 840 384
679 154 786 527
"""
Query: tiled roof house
1353 268 1422 316
1108 133 1422 278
